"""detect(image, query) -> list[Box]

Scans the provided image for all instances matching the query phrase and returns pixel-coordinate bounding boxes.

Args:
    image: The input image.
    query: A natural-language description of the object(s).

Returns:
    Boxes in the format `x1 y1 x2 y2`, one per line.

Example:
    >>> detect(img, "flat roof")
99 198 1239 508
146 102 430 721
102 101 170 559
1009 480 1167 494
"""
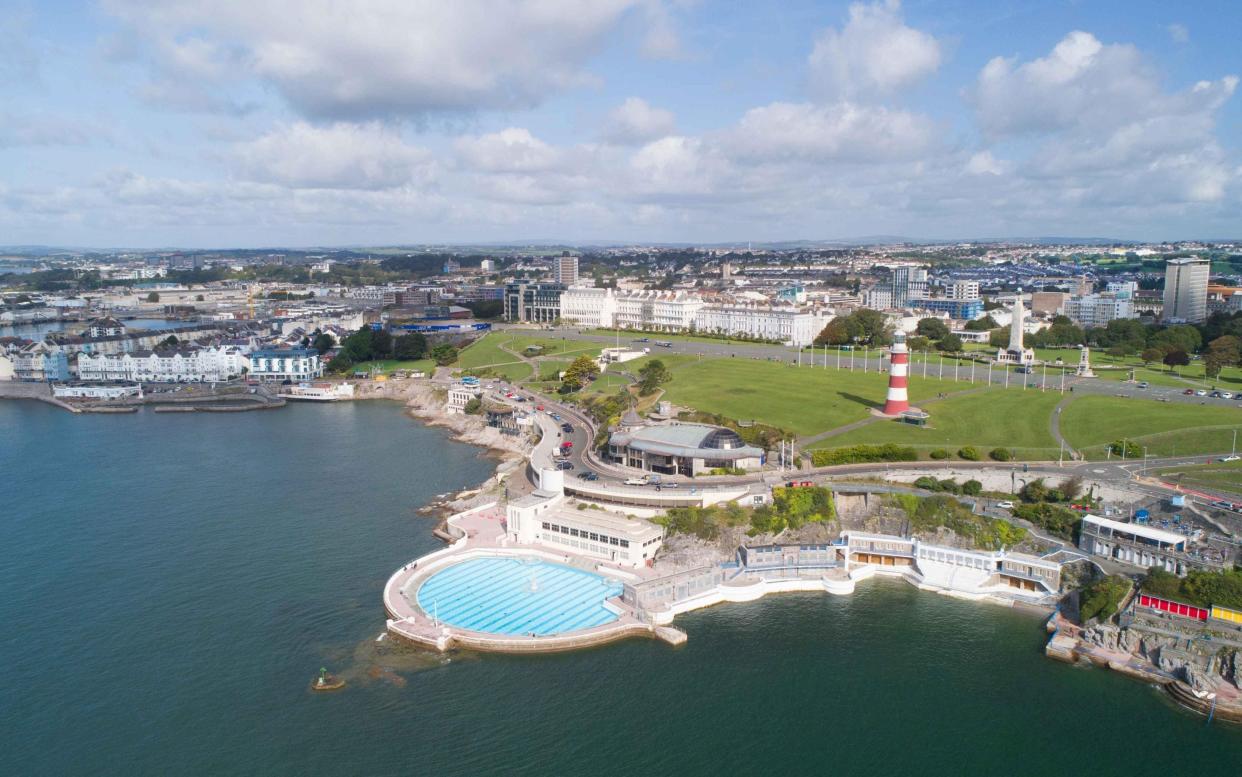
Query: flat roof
542 505 663 541
1082 514 1185 545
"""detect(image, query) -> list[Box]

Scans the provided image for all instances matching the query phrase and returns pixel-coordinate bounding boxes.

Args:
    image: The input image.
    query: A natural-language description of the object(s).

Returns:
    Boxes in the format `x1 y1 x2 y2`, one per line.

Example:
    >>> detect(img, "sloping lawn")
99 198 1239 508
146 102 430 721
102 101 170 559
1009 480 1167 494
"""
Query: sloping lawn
1061 396 1242 458
814 388 1063 459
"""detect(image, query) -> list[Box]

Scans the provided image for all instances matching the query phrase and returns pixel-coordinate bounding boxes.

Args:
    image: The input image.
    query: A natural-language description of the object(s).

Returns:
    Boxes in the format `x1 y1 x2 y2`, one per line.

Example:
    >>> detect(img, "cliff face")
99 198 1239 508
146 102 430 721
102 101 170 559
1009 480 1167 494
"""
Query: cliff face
1082 622 1242 692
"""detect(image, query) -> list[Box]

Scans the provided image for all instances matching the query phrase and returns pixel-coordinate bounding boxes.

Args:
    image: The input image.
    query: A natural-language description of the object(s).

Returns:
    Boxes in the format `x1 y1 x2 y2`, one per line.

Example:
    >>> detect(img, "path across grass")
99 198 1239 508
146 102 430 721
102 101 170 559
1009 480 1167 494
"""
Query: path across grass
810 388 1065 459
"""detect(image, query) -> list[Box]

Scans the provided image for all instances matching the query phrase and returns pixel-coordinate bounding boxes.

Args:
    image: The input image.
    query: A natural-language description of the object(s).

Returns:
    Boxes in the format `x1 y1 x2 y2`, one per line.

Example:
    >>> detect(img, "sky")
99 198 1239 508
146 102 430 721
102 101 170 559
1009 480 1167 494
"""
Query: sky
2 0 1240 248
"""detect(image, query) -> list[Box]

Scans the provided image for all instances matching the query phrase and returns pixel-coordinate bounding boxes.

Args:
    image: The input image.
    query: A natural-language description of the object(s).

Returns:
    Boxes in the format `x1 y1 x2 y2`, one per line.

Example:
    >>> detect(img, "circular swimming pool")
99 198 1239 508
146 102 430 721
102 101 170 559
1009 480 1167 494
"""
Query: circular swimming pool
414 556 624 636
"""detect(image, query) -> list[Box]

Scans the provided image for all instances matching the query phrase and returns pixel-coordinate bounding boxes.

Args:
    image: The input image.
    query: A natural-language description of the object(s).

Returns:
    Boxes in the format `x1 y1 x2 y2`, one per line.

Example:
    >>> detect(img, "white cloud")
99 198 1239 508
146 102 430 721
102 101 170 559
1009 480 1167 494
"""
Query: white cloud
232 122 433 189
726 101 934 162
807 0 941 101
0 113 101 148
965 151 1005 176
102 0 672 119
970 31 1238 205
602 97 676 145
1168 23 1189 44
454 128 567 174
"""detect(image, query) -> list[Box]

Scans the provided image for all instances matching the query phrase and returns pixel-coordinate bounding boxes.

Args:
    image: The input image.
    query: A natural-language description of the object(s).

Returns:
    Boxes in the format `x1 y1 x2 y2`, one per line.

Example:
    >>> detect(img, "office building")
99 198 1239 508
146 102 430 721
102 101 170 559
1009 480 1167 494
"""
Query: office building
1162 257 1209 323
504 282 565 323
554 252 580 285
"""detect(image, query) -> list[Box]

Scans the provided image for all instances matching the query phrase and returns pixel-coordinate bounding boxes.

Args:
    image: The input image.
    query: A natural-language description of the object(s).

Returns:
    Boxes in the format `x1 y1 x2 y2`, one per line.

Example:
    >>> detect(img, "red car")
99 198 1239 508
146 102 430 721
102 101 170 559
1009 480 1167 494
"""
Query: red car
536 405 545 411
560 441 573 449
1183 388 1194 395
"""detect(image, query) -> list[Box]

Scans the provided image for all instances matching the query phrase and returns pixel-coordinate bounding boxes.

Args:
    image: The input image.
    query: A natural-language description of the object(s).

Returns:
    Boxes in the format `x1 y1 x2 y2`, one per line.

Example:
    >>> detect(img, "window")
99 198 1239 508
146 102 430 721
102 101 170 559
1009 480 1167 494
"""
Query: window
541 522 549 530
570 528 580 537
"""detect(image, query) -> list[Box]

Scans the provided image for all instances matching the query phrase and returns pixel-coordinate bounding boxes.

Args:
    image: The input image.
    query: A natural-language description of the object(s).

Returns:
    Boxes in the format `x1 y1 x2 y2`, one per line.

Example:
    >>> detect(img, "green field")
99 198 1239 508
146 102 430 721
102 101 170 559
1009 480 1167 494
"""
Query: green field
1152 460 1242 495
621 355 949 436
1060 396 1242 458
453 333 603 383
813 389 1064 459
584 328 786 348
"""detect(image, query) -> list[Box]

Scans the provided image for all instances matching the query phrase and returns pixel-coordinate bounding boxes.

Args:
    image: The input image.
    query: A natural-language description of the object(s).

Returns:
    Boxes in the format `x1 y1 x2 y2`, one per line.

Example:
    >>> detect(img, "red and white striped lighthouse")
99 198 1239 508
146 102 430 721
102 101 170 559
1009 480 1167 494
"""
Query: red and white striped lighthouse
883 331 910 415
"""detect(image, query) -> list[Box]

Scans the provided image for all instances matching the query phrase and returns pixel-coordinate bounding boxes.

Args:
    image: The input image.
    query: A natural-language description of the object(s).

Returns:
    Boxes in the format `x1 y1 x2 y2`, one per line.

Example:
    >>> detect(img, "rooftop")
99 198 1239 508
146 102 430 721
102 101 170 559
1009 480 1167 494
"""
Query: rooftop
1082 514 1187 546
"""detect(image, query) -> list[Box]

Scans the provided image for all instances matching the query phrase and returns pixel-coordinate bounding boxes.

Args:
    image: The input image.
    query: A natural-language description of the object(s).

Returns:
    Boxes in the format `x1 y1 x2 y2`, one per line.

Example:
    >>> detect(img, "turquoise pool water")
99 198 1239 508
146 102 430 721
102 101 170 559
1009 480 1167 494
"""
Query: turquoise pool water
416 557 623 636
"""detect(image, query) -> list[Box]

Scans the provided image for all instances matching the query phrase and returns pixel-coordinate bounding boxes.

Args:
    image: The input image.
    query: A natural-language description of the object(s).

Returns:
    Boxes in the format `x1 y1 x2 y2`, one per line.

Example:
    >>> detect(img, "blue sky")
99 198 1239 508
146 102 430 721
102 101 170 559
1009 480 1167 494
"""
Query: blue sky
2 0 1239 247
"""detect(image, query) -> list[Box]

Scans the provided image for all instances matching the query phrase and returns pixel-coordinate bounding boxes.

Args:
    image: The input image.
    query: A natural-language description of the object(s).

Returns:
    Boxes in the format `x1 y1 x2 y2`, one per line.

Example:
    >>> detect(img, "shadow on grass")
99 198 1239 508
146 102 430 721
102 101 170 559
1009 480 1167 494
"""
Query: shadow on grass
838 391 881 410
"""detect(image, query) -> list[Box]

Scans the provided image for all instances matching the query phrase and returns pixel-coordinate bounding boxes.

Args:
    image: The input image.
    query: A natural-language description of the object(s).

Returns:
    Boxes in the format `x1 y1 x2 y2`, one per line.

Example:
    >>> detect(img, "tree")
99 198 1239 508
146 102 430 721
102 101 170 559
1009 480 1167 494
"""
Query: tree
341 327 374 363
1204 335 1241 379
561 354 600 392
393 333 428 360
1139 347 1164 366
369 327 393 360
937 333 963 353
160 335 179 347
906 335 932 352
962 479 983 496
964 315 998 332
195 294 205 302
1162 348 1190 371
916 317 950 341
1150 324 1202 356
637 359 672 395
430 343 459 366
312 332 336 355
814 316 859 346
989 326 1010 348
146 291 160 303
463 397 483 415
327 353 353 373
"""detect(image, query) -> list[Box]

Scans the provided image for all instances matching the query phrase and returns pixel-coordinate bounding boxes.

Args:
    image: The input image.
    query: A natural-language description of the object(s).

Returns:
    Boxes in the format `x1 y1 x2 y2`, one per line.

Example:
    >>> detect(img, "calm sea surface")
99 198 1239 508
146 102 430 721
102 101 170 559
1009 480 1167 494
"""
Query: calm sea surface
2 318 185 339
1 400 1239 776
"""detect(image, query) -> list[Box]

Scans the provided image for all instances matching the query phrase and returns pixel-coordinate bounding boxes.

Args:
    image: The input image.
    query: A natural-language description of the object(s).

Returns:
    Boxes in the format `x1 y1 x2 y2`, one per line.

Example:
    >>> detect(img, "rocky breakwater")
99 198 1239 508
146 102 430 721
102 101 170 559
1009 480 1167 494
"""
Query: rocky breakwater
1077 622 1242 722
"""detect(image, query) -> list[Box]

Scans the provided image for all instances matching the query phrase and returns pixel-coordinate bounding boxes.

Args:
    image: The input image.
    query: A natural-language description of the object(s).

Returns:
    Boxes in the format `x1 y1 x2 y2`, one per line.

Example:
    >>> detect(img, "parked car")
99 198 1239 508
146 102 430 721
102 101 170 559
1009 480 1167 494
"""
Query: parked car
1195 389 1208 396
577 471 599 481
556 461 574 471
1210 391 1223 398
624 477 648 486
1220 392 1234 399
561 423 574 433
560 441 573 449
1221 455 1240 462
997 501 1015 509
1137 381 1149 389
1183 388 1195 395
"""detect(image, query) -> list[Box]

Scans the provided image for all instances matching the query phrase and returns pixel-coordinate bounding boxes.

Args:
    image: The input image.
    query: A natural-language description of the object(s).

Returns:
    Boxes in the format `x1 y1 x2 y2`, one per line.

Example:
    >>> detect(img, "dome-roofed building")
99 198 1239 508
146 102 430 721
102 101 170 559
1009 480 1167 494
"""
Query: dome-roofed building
607 422 765 476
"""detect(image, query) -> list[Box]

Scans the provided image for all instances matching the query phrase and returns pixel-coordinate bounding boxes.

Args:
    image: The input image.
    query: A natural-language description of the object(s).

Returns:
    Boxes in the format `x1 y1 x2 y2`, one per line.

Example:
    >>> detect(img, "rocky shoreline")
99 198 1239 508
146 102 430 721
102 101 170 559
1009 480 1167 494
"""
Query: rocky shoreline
350 378 531 517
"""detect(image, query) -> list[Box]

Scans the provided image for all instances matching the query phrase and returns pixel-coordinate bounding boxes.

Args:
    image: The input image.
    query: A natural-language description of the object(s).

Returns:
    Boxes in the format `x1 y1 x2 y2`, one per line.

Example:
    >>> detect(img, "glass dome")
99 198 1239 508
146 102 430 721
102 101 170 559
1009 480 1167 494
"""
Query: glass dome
701 428 744 450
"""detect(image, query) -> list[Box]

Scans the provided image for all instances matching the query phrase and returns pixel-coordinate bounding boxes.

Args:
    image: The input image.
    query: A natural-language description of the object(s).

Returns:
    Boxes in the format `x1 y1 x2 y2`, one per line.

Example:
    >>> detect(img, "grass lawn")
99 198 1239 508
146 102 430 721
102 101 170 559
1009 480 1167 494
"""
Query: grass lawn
346 358 435 376
625 355 953 436
1061 395 1242 458
812 388 1064 459
1152 459 1242 495
453 333 602 383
